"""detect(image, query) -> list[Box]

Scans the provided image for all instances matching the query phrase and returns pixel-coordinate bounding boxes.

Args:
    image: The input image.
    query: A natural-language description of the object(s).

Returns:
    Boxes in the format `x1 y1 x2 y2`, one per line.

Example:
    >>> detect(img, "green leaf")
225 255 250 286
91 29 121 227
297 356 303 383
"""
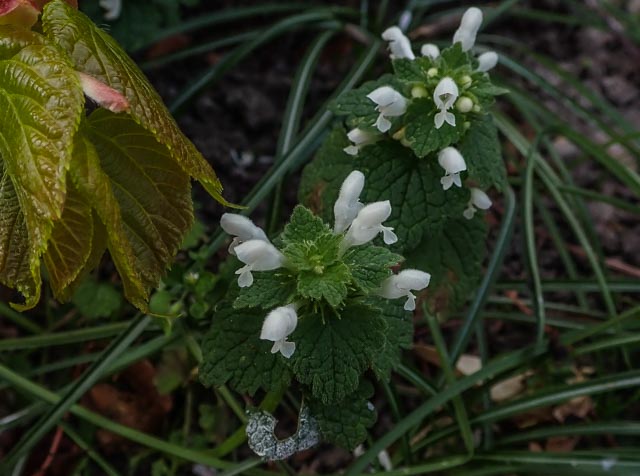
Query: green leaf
309 380 376 449
458 114 507 191
344 245 403 293
370 298 413 380
43 183 94 299
233 270 297 310
199 306 290 395
439 43 471 71
403 98 466 157
299 127 468 254
406 214 487 312
280 205 331 245
0 27 84 308
71 279 122 319
71 109 193 310
297 262 351 307
392 57 431 83
42 0 227 204
291 303 386 404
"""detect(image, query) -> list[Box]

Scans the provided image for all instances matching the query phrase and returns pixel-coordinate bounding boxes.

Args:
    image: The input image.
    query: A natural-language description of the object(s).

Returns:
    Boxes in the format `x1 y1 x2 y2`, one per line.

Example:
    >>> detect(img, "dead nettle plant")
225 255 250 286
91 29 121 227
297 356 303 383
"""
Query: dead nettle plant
0 0 228 311
199 7 507 457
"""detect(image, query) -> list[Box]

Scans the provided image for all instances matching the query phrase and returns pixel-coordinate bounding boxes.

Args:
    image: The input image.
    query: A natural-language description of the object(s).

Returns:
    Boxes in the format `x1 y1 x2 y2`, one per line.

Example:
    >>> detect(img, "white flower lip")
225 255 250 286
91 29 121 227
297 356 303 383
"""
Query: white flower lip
380 269 431 311
343 128 378 156
234 240 285 288
453 7 483 52
367 86 408 133
334 170 365 233
260 304 298 358
464 188 492 219
433 77 459 129
420 43 440 59
343 200 398 248
438 147 467 190
220 213 269 255
381 26 416 60
477 51 498 72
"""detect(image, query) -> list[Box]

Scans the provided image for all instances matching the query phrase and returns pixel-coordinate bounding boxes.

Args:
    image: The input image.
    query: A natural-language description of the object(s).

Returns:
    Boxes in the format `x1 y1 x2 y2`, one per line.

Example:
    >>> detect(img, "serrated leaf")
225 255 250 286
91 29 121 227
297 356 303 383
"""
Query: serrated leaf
72 279 122 319
344 245 403 293
439 43 470 70
458 114 507 191
403 98 466 157
291 303 386 404
283 232 342 272
406 214 487 313
234 270 297 310
280 205 331 245
370 298 413 380
199 306 290 395
309 380 376 449
299 127 468 254
392 57 431 83
0 27 84 308
297 262 351 307
43 183 93 298
42 0 227 204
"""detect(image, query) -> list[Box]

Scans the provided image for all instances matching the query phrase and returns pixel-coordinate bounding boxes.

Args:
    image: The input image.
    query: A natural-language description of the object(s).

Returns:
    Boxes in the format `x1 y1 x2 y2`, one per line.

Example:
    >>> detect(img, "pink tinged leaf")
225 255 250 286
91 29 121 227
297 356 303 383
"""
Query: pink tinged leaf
78 72 130 113
0 0 39 28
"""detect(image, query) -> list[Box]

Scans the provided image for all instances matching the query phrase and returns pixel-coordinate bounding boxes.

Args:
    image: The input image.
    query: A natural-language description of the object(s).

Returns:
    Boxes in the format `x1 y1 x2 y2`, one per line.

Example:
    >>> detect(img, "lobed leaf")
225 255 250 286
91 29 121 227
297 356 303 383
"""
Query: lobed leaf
403 98 466 157
458 114 507 191
233 270 297 310
343 245 403 293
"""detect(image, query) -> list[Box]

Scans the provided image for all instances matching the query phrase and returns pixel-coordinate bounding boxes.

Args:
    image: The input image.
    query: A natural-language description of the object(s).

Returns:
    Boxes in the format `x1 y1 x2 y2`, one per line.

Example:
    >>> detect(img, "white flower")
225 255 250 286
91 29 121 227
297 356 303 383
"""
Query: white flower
477 51 498 72
367 86 408 133
463 188 492 219
99 0 122 21
380 269 431 311
234 240 285 288
220 213 269 255
433 77 459 129
343 200 397 248
260 304 298 358
344 128 378 156
420 43 440 60
378 450 393 471
438 147 467 190
334 171 365 233
381 26 415 60
453 7 483 52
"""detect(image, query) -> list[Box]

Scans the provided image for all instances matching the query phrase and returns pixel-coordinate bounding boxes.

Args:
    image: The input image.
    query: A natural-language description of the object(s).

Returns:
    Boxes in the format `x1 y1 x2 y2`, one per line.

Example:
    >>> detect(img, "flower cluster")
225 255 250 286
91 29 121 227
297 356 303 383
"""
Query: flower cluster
342 7 499 219
220 171 430 358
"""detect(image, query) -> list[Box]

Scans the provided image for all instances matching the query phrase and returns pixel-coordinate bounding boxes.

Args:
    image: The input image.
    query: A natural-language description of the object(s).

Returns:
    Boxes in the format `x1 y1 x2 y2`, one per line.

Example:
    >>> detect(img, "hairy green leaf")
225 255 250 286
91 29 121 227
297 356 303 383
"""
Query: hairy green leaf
309 380 376 449
403 98 466 157
0 27 84 308
199 306 290 395
344 245 403 293
370 298 413 380
42 0 227 204
280 205 332 246
233 270 297 310
292 303 386 404
72 279 122 319
458 114 507 191
297 262 351 307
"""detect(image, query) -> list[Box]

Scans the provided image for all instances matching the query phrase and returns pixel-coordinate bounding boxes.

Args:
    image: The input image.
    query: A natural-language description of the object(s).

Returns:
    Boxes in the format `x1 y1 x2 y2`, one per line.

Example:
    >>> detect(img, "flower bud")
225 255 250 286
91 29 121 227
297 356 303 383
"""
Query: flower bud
234 240 285 288
438 147 467 190
220 213 269 255
456 96 474 113
343 200 397 248
78 72 129 113
380 269 431 311
334 170 365 233
453 7 483 52
433 77 459 129
343 128 378 156
260 304 298 358
367 86 408 133
381 26 415 60
477 51 498 72
420 43 440 60
463 188 492 219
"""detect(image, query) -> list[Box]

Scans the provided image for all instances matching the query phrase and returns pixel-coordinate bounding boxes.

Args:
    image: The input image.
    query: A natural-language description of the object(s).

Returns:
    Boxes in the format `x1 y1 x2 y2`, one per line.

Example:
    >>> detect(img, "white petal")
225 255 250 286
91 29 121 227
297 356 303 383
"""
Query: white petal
220 213 268 243
347 128 376 146
382 26 415 60
375 114 392 133
343 145 359 156
237 268 254 288
477 51 498 72
433 77 459 109
270 340 282 354
470 188 492 209
381 226 398 245
334 171 366 233
279 341 296 358
451 173 462 188
234 240 285 271
344 201 393 247
444 111 456 127
367 86 400 107
404 293 417 311
420 43 440 59
463 206 476 220
453 7 483 51
261 305 298 342
100 0 122 21
434 110 446 129
396 269 431 290
438 147 467 175
440 175 454 191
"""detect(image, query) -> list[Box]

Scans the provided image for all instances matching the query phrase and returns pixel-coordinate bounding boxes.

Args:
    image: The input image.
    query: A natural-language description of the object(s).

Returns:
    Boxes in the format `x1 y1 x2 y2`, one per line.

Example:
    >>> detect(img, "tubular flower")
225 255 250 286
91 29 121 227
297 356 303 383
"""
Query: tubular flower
234 240 285 288
381 26 415 60
438 147 467 190
379 269 431 311
452 7 483 52
343 200 397 248
433 77 459 129
477 51 498 72
343 128 378 156
99 0 121 21
220 213 269 255
334 171 365 234
420 43 440 60
367 86 408 133
260 304 298 358
463 188 492 219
